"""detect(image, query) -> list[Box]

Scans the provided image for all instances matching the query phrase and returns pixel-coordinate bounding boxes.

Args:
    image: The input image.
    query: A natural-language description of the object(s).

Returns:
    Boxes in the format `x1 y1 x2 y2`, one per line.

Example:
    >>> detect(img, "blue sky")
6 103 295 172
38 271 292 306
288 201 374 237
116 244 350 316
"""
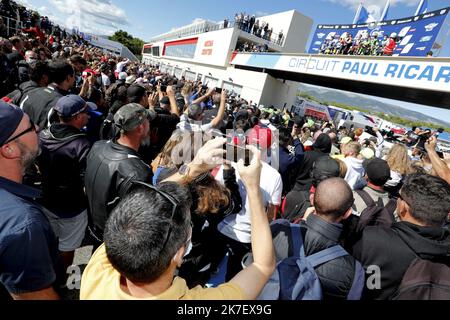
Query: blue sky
19 0 450 123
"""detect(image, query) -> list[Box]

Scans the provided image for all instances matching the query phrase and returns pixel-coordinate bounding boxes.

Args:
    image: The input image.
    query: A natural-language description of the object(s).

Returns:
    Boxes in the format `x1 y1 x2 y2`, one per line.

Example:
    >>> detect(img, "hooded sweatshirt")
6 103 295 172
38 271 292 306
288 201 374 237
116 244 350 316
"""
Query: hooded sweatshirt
291 134 332 192
352 222 450 300
38 123 92 218
343 157 366 190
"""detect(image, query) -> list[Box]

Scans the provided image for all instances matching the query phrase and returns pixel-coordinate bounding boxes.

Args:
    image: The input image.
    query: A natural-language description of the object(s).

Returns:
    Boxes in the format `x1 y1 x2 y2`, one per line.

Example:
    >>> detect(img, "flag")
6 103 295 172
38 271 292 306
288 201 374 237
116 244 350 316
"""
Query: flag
353 3 376 24
380 0 390 21
363 114 376 124
415 0 428 16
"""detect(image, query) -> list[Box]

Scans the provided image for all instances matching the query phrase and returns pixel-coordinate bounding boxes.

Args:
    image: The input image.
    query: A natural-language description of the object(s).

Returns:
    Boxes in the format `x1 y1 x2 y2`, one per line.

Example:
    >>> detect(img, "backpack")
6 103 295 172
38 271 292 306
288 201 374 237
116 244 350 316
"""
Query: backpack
355 189 396 229
392 258 450 300
257 220 365 300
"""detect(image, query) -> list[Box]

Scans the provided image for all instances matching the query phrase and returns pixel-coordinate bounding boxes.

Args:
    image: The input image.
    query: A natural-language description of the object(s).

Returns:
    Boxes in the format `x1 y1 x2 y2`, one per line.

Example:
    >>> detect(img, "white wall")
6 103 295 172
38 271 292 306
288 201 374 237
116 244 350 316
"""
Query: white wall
194 28 236 67
256 10 313 53
284 11 314 53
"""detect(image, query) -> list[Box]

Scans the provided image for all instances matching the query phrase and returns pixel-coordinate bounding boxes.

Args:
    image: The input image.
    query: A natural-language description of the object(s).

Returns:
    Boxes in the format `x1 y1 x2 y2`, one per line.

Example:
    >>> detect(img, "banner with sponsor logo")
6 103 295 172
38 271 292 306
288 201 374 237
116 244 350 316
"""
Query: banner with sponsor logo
231 53 450 93
308 7 449 57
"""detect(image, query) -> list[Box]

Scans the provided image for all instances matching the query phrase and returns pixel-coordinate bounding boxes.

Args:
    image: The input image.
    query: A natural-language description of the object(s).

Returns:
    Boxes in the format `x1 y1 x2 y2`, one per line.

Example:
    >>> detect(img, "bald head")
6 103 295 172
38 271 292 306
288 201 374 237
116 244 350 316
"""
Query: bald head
314 178 354 221
328 132 337 143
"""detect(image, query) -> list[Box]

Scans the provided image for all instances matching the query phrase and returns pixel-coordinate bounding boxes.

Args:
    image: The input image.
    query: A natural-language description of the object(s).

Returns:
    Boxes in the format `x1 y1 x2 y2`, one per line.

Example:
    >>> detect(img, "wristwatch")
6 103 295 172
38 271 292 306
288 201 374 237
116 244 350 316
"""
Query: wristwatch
178 164 192 184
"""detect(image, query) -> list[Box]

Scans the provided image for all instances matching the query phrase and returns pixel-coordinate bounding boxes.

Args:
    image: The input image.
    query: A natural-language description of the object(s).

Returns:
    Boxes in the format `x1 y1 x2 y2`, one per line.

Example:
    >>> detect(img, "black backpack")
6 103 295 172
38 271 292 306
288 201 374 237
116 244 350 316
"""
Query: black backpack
342 190 397 250
355 189 396 229
392 258 450 300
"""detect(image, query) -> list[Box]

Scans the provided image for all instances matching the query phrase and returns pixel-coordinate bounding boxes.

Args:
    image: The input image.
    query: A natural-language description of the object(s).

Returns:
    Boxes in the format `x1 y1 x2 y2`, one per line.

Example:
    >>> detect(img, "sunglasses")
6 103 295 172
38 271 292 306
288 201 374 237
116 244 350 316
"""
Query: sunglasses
1 120 37 147
133 181 189 252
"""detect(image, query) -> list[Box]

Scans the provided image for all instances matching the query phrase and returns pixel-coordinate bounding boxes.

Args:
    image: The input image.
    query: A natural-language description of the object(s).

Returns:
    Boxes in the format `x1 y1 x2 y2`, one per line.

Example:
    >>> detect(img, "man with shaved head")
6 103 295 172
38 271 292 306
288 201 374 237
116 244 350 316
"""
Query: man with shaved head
314 177 355 222
270 178 363 300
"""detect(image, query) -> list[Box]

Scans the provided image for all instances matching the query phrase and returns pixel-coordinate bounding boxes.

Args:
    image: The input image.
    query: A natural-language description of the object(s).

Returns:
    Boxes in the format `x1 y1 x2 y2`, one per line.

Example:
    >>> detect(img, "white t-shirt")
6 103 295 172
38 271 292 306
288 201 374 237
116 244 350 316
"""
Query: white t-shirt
177 114 212 132
216 162 283 243
101 73 111 87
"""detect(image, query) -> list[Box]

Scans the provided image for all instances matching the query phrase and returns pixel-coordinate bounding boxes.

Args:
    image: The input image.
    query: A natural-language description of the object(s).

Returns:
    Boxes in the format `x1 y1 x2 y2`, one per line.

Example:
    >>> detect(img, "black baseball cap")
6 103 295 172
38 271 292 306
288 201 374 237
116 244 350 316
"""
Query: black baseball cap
363 158 391 187
312 156 341 187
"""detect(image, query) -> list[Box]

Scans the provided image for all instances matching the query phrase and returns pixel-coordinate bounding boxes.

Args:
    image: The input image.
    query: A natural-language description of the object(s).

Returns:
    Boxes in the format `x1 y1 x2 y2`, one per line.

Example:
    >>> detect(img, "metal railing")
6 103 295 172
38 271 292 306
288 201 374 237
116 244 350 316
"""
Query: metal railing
0 15 23 38
149 20 285 47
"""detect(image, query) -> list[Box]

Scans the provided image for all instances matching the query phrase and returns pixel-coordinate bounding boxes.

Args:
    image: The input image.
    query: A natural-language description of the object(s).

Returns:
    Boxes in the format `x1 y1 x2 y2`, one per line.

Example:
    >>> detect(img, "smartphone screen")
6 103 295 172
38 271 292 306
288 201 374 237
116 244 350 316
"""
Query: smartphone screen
216 88 223 94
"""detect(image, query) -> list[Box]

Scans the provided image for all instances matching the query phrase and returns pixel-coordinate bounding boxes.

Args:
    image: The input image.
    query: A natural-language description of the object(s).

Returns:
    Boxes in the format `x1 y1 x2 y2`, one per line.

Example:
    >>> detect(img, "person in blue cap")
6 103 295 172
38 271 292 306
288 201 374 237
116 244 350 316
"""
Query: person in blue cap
0 101 62 300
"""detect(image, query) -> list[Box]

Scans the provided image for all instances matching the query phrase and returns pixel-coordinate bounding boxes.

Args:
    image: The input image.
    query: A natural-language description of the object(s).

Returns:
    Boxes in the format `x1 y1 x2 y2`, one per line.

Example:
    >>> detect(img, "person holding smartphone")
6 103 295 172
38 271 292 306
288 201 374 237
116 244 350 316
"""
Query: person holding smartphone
177 89 228 133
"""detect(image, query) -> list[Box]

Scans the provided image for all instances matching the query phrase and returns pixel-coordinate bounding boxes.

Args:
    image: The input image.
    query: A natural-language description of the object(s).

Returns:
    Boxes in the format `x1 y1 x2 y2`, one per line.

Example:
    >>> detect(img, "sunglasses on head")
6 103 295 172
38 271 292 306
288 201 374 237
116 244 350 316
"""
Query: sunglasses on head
133 181 190 253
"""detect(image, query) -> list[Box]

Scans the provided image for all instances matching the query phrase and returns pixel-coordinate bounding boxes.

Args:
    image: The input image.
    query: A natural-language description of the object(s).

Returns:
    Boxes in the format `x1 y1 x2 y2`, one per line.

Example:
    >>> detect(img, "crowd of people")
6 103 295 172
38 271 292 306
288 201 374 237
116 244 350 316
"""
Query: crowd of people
232 12 284 46
0 1 450 302
319 31 401 57
236 41 269 53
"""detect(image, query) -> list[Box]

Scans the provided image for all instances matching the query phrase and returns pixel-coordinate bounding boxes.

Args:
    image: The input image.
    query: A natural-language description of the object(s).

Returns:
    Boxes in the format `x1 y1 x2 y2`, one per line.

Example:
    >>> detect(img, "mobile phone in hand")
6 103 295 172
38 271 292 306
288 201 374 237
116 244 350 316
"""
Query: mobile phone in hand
224 143 252 166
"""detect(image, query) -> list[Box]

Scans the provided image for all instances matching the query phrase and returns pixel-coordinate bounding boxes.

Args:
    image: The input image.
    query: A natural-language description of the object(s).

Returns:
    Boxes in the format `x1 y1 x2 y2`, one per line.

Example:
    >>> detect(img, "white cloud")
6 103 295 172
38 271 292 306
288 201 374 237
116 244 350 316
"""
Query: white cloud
45 0 129 35
322 0 422 20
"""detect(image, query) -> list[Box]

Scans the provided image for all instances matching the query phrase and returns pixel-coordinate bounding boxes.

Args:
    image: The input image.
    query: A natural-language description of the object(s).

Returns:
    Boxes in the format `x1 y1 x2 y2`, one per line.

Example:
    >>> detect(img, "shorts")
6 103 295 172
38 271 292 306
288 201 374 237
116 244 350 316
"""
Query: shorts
44 209 88 252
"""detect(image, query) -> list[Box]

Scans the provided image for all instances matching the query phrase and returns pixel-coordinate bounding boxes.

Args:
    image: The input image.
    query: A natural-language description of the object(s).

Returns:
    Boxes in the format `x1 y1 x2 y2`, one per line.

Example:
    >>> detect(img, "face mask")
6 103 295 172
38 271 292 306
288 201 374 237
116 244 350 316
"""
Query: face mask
27 58 37 64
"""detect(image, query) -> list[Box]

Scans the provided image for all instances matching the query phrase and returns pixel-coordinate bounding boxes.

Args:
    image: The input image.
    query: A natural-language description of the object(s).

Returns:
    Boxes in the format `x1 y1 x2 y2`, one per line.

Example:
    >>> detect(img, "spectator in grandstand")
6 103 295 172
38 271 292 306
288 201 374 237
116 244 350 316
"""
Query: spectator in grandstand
223 18 229 29
0 102 62 300
80 140 276 300
37 95 92 272
352 173 450 300
21 59 75 130
84 103 156 246
253 20 259 36
278 30 284 46
342 142 366 190
249 15 256 34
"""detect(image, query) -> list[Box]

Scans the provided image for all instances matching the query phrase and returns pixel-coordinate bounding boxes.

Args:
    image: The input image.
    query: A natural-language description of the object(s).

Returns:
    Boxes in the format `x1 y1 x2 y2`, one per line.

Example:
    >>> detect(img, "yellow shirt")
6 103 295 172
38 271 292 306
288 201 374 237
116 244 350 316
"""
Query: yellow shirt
80 245 245 300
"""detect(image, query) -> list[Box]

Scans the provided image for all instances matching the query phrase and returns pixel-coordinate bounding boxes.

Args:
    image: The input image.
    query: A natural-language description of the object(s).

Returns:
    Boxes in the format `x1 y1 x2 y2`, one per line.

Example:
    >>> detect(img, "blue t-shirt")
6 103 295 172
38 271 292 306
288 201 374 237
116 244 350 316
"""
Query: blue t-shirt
0 177 62 295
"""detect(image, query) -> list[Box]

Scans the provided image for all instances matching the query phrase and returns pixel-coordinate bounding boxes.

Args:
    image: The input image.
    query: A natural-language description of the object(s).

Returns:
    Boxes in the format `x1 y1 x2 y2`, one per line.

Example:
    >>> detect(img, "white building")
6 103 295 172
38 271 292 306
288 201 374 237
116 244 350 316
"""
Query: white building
142 10 313 108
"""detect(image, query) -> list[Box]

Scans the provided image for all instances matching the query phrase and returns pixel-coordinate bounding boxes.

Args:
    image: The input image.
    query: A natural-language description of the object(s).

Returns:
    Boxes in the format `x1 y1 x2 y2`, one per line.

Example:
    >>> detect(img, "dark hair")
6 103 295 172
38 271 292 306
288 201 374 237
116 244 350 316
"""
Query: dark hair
48 59 74 84
9 36 21 46
278 127 292 148
69 54 87 66
294 116 305 127
314 178 354 220
401 174 450 227
104 183 192 283
29 61 50 83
